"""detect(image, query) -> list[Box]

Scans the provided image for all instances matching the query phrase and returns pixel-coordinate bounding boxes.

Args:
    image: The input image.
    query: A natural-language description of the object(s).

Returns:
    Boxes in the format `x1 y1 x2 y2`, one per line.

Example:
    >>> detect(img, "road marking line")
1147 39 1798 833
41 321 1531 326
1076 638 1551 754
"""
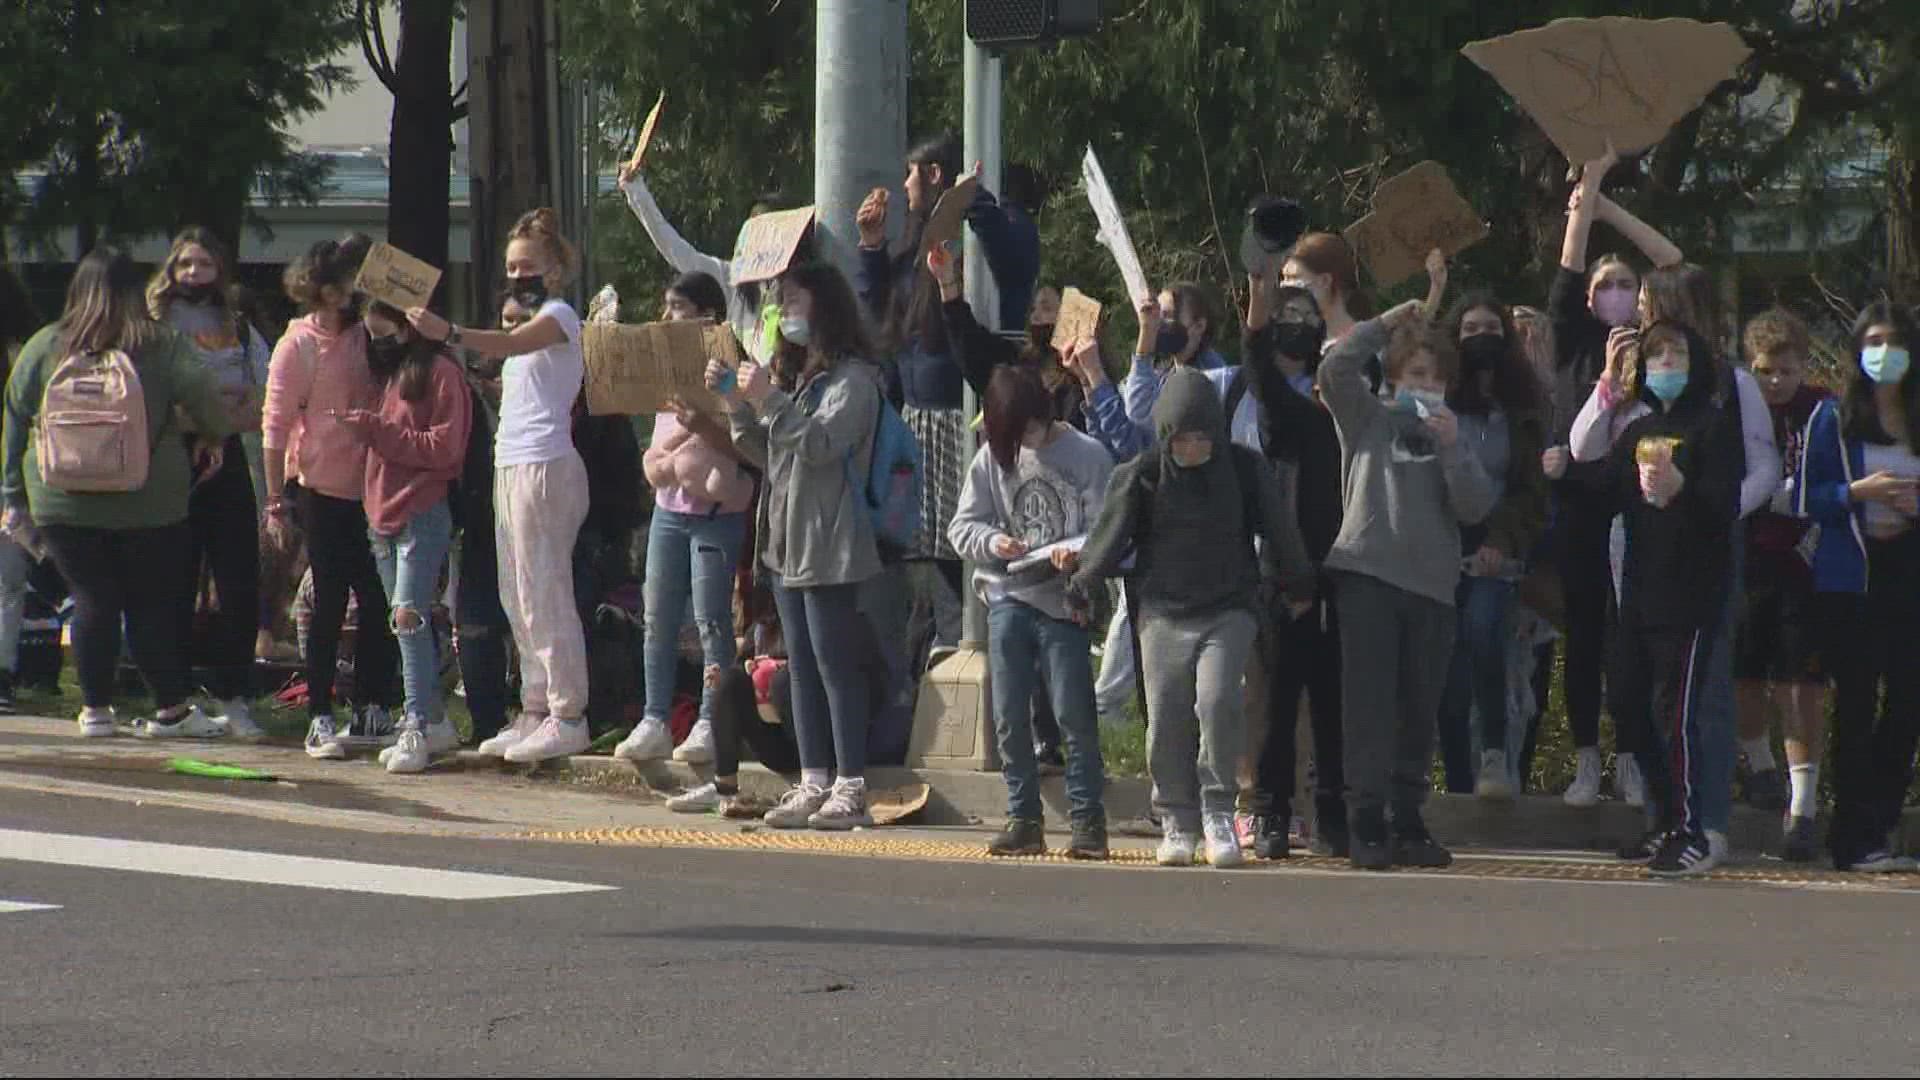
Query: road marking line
0 829 615 900
0 900 60 914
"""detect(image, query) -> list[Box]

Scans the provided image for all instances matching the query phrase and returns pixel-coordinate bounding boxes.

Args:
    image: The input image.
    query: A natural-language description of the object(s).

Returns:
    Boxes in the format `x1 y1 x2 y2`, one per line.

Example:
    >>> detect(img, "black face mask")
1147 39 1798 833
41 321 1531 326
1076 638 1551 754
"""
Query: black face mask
1028 322 1056 352
367 333 409 376
1271 321 1326 365
175 282 219 306
507 275 548 309
1459 333 1506 374
1154 322 1191 358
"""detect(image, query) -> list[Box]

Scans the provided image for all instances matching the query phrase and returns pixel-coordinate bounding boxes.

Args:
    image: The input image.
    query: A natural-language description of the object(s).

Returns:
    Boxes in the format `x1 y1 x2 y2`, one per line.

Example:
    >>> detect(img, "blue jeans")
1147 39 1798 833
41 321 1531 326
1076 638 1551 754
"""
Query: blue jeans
988 599 1105 823
771 575 872 779
642 510 746 725
370 499 454 725
1438 574 1516 792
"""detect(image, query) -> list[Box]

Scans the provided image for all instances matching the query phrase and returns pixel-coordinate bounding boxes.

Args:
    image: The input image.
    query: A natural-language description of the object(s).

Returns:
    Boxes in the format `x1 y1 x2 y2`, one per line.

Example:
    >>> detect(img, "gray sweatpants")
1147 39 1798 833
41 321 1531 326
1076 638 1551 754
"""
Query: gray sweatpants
1140 607 1259 834
1333 570 1455 818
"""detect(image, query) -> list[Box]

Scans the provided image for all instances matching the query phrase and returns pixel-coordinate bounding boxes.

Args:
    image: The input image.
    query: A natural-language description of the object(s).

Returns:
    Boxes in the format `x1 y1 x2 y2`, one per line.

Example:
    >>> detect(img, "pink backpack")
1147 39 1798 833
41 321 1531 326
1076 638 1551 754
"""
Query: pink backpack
36 347 150 492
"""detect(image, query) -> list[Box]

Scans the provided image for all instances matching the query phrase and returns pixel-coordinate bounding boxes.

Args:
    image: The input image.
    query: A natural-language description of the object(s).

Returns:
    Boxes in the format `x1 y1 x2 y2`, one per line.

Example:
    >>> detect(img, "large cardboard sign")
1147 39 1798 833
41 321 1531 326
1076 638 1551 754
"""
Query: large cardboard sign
1080 146 1153 308
730 207 816 285
1344 161 1489 288
1050 287 1103 352
1462 18 1752 163
919 175 979 260
353 242 441 311
583 320 732 416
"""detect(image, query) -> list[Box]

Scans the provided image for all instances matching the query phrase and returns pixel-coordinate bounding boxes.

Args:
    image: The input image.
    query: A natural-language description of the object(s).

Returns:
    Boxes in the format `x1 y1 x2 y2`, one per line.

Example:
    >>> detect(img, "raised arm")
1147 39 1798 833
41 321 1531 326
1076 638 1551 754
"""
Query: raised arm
618 171 732 285
928 246 1017 397
1560 145 1616 273
1593 192 1683 270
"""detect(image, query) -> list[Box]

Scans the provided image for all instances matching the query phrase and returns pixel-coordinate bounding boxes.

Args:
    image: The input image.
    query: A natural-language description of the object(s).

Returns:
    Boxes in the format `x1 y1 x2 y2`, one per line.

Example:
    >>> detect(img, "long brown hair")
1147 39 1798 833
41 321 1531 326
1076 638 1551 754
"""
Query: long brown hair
880 132 962 357
59 246 163 355
1288 231 1375 319
366 301 441 403
1443 292 1542 417
146 226 236 319
983 365 1052 472
1640 263 1725 347
775 262 873 383
284 233 372 313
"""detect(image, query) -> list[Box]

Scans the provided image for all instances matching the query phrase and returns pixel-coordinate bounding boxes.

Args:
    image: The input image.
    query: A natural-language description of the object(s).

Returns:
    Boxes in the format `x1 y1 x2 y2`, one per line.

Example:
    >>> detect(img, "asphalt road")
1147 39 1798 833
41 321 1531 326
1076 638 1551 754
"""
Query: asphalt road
2 787 1917 1077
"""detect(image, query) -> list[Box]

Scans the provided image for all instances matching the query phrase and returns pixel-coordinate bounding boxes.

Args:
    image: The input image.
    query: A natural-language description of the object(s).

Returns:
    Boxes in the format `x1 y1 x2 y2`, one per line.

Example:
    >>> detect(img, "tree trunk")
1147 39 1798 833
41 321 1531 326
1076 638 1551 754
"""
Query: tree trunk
1890 134 1919 307
388 0 456 309
466 0 551 321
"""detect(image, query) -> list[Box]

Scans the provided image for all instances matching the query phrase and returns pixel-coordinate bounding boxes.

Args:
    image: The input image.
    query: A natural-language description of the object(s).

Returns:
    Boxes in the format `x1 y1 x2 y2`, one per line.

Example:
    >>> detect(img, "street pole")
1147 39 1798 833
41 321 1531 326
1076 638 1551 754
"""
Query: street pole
959 39 1002 652
814 0 908 283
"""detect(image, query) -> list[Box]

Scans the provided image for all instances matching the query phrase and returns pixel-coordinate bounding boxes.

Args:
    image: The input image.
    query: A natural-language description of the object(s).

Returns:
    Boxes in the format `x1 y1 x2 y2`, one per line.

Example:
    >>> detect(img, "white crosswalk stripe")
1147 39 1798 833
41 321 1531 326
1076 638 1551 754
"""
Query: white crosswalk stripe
0 829 616 900
0 900 60 914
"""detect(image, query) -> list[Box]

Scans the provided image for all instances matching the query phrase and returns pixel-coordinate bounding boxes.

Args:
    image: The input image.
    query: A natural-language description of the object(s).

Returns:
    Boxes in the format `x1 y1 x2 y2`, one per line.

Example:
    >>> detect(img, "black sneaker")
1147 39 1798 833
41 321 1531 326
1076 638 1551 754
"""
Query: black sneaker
1781 816 1819 863
988 818 1046 857
1349 807 1391 871
1390 811 1454 868
1253 813 1290 860
1068 817 1109 861
1744 767 1787 813
1618 828 1667 862
0 669 15 713
1310 798 1350 858
1647 829 1720 877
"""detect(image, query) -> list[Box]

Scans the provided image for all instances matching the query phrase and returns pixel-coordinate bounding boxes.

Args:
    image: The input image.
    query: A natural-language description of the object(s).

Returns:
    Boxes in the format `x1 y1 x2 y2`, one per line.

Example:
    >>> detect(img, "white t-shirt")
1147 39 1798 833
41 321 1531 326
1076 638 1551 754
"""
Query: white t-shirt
494 299 584 467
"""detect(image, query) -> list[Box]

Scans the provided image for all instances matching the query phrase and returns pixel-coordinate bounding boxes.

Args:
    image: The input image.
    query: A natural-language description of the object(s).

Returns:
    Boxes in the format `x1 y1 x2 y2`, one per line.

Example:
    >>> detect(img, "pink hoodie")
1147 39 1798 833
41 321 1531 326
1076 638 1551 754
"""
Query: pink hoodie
643 410 753 516
263 314 379 500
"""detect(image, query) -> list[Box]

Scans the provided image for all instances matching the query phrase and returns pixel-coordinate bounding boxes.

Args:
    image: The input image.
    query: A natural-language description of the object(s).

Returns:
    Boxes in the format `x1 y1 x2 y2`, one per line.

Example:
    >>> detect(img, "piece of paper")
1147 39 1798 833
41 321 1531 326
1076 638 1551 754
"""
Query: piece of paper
1080 147 1153 308
918 175 979 261
1344 161 1489 288
730 207 816 285
1050 287 1103 352
625 91 666 175
1461 17 1752 163
353 242 442 311
1006 536 1086 576
582 320 724 416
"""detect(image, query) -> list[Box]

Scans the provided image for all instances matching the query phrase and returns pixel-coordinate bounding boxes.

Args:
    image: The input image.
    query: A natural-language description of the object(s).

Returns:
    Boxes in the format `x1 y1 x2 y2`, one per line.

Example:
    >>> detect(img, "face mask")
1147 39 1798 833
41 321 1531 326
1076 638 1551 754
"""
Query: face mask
1153 322 1190 357
368 333 408 376
779 316 813 347
1645 369 1688 403
176 282 219 306
1459 333 1505 373
1393 387 1447 417
1862 345 1911 385
1591 288 1637 328
507 275 548 309
1028 323 1056 352
1272 321 1325 364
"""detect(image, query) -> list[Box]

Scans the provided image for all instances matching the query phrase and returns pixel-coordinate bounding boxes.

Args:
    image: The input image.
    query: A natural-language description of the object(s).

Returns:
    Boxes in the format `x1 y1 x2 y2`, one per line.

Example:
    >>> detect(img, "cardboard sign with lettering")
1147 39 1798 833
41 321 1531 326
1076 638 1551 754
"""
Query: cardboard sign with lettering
1344 161 1489 288
354 243 441 311
625 91 666 175
1050 287 1103 352
731 207 816 285
919 175 979 260
1462 17 1752 163
583 320 727 416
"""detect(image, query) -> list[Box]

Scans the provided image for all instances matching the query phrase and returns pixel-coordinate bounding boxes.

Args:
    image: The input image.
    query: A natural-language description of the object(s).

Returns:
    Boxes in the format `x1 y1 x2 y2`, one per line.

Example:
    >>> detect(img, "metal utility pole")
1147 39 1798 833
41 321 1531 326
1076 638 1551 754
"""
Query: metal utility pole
959 39 1003 652
813 0 908 281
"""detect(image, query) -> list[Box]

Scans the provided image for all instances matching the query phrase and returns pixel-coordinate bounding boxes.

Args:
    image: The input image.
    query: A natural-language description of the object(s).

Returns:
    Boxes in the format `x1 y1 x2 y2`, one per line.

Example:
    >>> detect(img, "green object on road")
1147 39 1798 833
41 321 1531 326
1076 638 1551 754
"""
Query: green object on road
588 728 630 755
167 758 277 782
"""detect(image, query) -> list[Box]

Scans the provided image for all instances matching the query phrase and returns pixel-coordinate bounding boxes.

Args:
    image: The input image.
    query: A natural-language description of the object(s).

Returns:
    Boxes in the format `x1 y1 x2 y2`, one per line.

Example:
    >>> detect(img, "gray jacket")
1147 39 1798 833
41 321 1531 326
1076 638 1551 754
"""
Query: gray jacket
1320 317 1495 606
729 359 885 588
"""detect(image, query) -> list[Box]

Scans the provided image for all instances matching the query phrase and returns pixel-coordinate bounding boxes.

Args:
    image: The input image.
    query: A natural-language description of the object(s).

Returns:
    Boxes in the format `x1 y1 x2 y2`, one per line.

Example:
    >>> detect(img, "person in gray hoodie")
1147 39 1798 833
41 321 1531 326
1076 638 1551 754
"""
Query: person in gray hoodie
1069 367 1313 869
715 262 885 832
950 366 1115 860
1320 301 1496 870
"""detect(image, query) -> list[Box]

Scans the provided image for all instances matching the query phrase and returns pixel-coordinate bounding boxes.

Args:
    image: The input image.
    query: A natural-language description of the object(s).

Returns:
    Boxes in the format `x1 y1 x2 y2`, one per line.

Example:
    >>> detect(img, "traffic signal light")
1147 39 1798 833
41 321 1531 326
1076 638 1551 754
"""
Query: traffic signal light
965 0 1101 49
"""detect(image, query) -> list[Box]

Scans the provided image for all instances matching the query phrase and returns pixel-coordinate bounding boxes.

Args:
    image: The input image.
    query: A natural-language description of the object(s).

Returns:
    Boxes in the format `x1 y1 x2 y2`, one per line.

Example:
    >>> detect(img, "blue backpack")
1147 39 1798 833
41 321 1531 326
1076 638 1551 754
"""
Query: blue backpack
854 382 925 558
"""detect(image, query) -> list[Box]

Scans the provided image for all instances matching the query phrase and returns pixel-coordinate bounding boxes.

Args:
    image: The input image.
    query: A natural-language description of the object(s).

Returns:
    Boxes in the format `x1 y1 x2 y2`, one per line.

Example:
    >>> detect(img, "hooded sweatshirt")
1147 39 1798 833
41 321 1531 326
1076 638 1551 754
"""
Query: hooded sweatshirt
1319 317 1497 606
263 313 379 500
362 354 473 535
948 423 1114 622
1071 367 1312 620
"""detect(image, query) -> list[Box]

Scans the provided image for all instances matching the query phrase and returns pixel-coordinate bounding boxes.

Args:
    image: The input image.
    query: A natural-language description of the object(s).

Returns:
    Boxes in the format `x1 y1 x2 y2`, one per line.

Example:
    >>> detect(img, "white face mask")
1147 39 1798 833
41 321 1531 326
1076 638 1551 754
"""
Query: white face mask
779 316 812 347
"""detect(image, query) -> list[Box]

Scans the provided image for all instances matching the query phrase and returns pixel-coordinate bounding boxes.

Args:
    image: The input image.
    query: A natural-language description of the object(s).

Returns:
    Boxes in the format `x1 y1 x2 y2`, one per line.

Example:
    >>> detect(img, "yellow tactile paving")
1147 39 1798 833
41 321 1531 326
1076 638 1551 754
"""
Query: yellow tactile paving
515 826 1920 890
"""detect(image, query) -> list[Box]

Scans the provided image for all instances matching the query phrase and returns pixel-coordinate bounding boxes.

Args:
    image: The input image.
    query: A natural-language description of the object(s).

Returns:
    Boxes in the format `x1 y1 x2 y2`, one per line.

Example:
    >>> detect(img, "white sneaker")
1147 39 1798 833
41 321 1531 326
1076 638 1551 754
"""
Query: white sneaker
1156 825 1198 867
503 716 591 764
671 719 715 764
1475 749 1514 801
304 715 348 761
1619 755 1647 808
666 782 722 813
134 705 224 740
76 706 116 739
1203 813 1245 868
219 698 263 739
807 778 873 830
383 717 460 774
476 714 542 758
764 783 830 829
1707 830 1731 867
614 717 673 763
1563 747 1603 808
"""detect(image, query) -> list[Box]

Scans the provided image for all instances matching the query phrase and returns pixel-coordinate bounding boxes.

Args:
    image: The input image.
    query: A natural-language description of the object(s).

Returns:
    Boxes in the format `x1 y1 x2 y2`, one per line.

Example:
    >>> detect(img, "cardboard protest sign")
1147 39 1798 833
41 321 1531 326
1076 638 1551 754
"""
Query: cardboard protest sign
354 243 441 311
1461 18 1751 163
1050 287 1103 352
1344 161 1489 288
919 175 979 260
582 320 726 416
624 92 666 176
1080 147 1153 308
730 207 816 285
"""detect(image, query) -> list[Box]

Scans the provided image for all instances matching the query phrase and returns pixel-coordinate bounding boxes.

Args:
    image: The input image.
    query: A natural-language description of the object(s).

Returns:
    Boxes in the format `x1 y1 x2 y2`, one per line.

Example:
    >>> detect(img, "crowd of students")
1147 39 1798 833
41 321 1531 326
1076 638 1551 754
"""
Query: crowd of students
1 133 1915 878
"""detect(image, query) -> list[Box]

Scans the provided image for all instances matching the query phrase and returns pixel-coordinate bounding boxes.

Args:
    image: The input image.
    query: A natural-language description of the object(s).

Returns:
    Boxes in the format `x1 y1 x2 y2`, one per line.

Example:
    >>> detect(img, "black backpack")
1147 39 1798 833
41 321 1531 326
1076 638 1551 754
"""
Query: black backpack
449 382 495 533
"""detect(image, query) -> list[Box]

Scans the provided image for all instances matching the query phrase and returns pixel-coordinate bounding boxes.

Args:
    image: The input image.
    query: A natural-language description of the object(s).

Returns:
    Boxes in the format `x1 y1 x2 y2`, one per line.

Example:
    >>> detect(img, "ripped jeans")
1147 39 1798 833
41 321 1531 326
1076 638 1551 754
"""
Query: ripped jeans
370 498 454 726
642 509 747 727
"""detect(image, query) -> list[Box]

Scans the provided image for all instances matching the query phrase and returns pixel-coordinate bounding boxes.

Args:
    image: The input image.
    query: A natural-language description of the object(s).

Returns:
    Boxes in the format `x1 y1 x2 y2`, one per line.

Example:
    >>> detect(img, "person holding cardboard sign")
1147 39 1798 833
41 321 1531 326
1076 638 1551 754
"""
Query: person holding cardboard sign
406 208 592 766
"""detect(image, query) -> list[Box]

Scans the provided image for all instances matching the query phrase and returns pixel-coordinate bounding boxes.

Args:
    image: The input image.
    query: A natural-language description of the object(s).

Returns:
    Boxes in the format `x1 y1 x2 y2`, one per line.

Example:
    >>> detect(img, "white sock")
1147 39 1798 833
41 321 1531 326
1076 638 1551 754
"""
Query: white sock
1741 737 1776 772
802 768 831 789
1789 763 1819 819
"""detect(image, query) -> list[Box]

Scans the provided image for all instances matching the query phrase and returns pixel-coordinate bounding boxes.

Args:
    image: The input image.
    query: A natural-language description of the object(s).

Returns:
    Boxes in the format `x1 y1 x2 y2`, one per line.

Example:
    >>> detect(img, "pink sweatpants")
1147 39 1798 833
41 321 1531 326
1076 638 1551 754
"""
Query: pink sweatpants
494 453 590 720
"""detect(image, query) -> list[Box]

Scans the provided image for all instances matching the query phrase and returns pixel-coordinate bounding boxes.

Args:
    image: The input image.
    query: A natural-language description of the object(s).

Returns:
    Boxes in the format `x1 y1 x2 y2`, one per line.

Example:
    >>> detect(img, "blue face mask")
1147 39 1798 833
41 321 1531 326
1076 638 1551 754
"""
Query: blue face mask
1863 344 1911 385
1393 387 1446 417
779 316 812 348
1645 369 1688 404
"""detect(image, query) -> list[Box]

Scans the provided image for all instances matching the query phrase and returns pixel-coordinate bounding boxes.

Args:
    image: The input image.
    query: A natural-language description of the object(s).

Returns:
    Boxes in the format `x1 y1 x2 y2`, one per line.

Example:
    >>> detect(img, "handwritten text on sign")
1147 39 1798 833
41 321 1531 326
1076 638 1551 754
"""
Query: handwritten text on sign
1344 161 1488 288
354 243 442 311
730 207 816 286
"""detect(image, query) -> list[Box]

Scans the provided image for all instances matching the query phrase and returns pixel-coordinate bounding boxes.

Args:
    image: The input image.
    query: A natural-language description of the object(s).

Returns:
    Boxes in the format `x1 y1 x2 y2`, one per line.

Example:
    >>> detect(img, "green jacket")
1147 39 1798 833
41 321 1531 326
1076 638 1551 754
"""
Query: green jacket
3 324 232 530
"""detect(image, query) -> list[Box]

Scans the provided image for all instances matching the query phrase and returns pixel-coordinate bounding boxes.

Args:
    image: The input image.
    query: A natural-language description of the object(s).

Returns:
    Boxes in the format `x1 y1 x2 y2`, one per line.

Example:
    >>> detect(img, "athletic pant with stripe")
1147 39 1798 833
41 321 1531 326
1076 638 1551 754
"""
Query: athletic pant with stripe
1609 610 1722 837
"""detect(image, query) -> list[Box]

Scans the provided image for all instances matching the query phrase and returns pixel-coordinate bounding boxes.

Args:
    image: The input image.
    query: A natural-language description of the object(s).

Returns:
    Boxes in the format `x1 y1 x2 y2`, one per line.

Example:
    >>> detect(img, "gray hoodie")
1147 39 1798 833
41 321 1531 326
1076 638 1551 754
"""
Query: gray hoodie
1319 317 1495 606
729 358 884 588
947 424 1114 622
